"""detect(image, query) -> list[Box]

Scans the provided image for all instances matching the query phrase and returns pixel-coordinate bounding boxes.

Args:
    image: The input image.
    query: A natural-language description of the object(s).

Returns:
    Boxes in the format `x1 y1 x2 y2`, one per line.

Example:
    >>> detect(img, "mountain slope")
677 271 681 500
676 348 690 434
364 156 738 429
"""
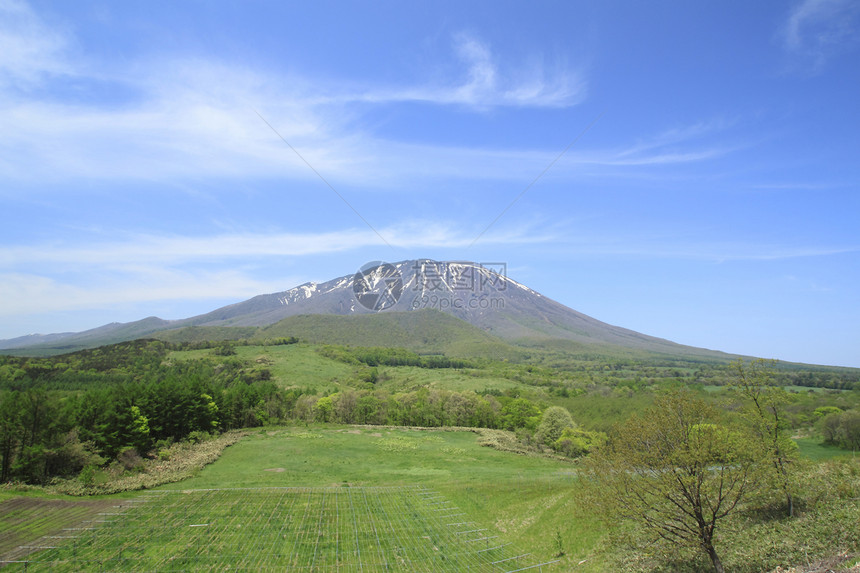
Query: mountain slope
257 310 522 357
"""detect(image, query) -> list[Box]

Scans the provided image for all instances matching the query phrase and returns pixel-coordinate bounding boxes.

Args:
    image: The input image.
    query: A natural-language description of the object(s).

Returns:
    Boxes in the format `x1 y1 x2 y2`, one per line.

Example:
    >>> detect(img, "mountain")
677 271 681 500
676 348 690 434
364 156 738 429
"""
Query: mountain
0 259 733 360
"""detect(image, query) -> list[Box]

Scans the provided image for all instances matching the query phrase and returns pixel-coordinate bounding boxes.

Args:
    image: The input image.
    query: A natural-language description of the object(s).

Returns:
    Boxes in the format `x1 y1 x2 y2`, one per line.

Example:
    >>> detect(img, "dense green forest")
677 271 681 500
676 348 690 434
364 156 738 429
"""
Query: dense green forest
0 338 858 486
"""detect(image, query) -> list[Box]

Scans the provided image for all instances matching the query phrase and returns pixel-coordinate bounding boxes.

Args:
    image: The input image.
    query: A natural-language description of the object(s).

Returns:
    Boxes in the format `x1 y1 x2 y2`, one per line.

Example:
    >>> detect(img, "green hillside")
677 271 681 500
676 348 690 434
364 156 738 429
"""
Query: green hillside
152 310 519 358
154 325 260 344
250 310 544 362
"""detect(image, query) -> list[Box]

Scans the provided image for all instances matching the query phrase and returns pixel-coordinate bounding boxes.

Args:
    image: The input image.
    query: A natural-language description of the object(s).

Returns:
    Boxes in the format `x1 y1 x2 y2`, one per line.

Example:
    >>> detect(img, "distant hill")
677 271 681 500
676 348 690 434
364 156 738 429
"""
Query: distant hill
1 259 735 362
0 317 175 355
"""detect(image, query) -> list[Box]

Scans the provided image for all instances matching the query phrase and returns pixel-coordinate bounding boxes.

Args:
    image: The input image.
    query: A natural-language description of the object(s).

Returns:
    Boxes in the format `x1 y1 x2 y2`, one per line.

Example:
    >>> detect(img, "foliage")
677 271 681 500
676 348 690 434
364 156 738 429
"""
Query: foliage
213 342 237 356
0 338 560 485
819 409 860 450
534 406 575 446
554 425 606 457
317 344 473 369
596 458 860 573
115 447 145 472
39 431 247 495
730 359 799 516
584 390 770 573
500 397 541 431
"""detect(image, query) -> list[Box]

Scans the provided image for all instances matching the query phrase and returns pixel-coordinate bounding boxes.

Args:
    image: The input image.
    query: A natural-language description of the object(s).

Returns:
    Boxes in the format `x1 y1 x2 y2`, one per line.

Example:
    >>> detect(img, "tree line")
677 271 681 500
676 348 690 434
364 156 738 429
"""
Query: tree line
316 344 473 369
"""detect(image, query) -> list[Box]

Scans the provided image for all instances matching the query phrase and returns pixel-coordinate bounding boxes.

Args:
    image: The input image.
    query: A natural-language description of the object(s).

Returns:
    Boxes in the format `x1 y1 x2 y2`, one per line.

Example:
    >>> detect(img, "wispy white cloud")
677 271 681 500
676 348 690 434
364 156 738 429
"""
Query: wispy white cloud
579 148 730 167
556 237 860 262
0 5 731 191
0 269 297 317
0 221 557 268
1 88 720 189
559 120 739 170
0 9 591 187
779 0 860 73
335 33 586 109
0 0 73 86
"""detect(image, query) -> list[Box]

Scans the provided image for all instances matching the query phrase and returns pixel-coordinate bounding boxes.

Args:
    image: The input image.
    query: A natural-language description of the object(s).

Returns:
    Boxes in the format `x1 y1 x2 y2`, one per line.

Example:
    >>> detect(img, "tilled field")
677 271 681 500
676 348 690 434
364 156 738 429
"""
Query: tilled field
1 487 560 572
0 496 124 562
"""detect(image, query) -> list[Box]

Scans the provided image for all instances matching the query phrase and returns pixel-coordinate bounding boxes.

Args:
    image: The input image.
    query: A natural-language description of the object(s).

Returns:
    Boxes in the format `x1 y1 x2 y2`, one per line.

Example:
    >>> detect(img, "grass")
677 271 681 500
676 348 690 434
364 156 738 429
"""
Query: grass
256 311 506 358
0 498 119 560
5 427 859 572
237 344 356 390
168 343 357 390
375 365 532 394
169 343 543 396
161 427 601 570
161 427 571 489
795 436 857 461
4 487 564 572
3 428 599 571
703 384 849 394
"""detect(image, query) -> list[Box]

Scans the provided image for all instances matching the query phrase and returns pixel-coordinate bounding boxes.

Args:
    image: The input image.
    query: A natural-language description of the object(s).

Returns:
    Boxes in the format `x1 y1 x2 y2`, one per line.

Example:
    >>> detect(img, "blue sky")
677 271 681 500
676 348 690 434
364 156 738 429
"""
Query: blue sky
1 0 859 367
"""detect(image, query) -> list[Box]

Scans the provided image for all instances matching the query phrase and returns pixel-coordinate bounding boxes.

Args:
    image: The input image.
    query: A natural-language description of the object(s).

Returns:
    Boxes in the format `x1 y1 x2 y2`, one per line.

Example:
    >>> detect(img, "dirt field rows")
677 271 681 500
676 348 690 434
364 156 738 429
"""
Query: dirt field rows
0 496 124 563
1 487 560 572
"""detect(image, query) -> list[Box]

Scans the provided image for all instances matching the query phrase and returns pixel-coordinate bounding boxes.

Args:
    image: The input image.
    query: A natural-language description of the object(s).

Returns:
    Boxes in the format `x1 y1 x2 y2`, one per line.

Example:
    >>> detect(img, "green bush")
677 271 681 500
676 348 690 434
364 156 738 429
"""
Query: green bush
185 430 211 444
554 426 606 458
535 406 575 446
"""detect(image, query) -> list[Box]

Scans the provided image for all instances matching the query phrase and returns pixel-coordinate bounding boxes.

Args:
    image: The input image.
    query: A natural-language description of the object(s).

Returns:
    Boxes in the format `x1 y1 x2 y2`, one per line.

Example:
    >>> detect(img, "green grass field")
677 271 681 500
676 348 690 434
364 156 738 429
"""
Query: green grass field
375 366 530 394
3 428 599 571
0 497 120 560
169 343 541 396
169 344 357 390
794 436 857 461
160 427 571 489
6 487 564 572
238 344 358 390
164 428 600 567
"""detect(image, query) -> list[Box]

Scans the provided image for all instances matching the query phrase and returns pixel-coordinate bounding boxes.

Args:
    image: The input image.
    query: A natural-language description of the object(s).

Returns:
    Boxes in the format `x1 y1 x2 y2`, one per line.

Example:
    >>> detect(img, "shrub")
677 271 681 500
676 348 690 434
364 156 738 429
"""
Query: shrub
185 430 211 444
78 464 98 485
554 426 606 458
819 410 860 450
116 447 145 472
535 406 575 446
214 343 237 356
154 437 174 451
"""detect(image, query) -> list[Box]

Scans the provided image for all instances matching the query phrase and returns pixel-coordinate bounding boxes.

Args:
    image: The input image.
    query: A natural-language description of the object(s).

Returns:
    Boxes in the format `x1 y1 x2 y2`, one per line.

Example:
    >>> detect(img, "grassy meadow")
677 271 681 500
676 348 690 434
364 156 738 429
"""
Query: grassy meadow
2 428 599 571
169 342 542 396
166 427 600 567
